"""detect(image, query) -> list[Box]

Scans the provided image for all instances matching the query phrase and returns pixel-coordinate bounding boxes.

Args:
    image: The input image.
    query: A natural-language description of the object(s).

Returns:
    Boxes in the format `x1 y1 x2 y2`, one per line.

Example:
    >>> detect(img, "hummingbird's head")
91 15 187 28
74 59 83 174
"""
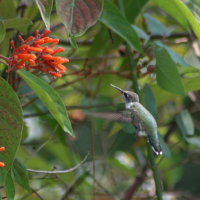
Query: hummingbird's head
110 84 139 109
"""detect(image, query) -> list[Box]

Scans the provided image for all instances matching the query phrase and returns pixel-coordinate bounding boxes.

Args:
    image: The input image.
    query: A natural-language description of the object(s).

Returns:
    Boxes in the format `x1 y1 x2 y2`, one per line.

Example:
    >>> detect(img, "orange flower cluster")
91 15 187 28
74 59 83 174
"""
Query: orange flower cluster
0 147 5 167
6 29 69 78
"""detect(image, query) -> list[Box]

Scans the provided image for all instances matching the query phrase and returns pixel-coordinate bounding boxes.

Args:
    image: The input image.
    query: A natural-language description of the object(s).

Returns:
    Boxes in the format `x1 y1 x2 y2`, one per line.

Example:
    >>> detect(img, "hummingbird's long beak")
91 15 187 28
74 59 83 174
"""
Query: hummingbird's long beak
110 84 124 93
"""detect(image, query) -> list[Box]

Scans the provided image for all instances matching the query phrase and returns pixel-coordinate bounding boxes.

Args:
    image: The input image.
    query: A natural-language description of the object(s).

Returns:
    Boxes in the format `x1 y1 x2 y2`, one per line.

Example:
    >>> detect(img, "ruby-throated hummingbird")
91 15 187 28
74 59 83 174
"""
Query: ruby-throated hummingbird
110 84 162 155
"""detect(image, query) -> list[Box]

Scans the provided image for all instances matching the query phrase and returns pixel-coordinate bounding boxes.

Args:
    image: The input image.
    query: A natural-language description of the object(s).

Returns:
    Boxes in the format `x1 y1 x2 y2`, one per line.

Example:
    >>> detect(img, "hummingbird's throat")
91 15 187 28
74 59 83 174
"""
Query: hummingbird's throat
125 102 134 109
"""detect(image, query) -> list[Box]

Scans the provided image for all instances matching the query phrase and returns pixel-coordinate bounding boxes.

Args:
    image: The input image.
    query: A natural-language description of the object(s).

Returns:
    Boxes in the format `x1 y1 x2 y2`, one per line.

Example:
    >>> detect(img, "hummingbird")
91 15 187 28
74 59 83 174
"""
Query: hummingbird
110 84 162 155
85 85 162 155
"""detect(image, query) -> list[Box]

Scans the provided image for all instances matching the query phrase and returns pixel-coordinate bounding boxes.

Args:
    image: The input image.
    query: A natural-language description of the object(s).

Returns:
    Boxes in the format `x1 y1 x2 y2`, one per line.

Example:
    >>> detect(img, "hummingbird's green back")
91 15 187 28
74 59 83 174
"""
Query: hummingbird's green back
129 102 161 154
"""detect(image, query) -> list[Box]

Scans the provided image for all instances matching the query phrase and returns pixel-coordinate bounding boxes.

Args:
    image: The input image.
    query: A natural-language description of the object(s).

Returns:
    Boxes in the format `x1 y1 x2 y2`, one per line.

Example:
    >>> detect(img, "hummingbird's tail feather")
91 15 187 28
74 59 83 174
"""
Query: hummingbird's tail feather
151 145 163 156
147 137 163 156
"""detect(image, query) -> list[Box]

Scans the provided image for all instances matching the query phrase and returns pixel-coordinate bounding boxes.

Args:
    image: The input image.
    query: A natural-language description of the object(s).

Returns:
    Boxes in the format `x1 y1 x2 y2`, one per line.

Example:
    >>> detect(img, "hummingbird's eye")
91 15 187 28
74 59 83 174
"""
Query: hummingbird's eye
124 93 129 98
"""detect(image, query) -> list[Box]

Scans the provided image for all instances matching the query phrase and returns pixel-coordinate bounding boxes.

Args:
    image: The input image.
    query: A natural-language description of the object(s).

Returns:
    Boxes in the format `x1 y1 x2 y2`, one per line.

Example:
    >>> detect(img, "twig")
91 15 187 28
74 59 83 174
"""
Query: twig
22 96 38 108
61 172 88 200
122 165 148 200
27 154 88 174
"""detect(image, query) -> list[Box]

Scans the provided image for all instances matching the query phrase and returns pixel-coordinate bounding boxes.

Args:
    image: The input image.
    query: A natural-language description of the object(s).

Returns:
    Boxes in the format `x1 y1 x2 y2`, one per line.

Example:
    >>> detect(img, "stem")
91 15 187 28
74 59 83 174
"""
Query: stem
0 55 9 61
0 60 8 66
148 144 163 200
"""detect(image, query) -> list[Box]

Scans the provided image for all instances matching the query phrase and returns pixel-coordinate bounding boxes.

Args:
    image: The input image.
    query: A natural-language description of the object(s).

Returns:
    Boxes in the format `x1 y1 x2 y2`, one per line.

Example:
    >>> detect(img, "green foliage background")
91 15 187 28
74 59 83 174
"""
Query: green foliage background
0 0 200 199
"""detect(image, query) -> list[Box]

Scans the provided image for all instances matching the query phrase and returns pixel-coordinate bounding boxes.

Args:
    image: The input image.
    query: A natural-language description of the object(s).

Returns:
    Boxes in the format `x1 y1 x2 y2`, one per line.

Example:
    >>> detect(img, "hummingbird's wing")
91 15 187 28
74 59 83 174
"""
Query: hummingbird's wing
85 111 146 135
85 110 133 123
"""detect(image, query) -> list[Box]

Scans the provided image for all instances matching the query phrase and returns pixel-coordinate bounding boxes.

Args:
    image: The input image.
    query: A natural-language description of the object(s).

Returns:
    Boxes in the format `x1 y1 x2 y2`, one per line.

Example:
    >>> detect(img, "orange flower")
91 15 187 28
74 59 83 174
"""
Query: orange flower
0 147 5 167
6 29 69 78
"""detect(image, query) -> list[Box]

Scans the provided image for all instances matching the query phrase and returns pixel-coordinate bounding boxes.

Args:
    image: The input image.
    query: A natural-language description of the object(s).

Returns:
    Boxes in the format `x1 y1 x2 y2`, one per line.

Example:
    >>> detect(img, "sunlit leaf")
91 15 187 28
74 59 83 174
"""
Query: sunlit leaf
0 0 16 18
144 14 171 37
0 78 23 184
17 70 74 136
132 25 149 41
154 0 200 39
155 41 188 67
100 0 141 52
4 18 32 32
176 110 194 137
185 137 200 148
56 0 103 36
154 47 185 95
35 0 53 29
184 76 200 92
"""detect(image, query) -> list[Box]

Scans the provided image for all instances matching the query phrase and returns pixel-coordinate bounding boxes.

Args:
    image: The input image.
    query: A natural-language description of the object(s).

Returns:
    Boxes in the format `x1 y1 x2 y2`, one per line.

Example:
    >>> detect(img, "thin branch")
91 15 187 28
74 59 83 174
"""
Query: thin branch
0 60 8 66
122 165 148 200
27 154 89 174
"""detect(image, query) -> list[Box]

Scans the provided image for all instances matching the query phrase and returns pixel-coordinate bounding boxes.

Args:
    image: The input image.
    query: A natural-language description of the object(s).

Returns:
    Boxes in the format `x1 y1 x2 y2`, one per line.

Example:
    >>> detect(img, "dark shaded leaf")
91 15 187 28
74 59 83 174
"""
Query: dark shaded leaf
143 85 158 120
0 78 23 184
176 109 194 137
158 133 171 158
124 0 149 23
12 159 30 191
35 0 53 29
56 0 103 36
17 70 73 136
0 20 5 43
5 174 15 200
100 0 141 52
154 47 185 95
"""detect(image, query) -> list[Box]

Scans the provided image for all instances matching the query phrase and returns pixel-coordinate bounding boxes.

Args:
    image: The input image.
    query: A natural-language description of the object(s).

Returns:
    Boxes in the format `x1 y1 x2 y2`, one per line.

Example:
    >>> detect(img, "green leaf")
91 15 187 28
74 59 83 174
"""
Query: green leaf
56 0 103 36
154 47 185 95
17 70 74 136
176 109 194 137
120 122 136 134
99 0 141 52
4 18 32 31
155 41 188 67
0 0 16 19
143 84 158 120
5 174 15 200
12 159 30 191
124 0 149 23
184 76 200 92
132 25 149 41
69 35 78 49
0 20 5 43
0 77 23 184
154 0 200 40
35 0 53 29
158 133 171 158
144 14 171 36
185 137 200 148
